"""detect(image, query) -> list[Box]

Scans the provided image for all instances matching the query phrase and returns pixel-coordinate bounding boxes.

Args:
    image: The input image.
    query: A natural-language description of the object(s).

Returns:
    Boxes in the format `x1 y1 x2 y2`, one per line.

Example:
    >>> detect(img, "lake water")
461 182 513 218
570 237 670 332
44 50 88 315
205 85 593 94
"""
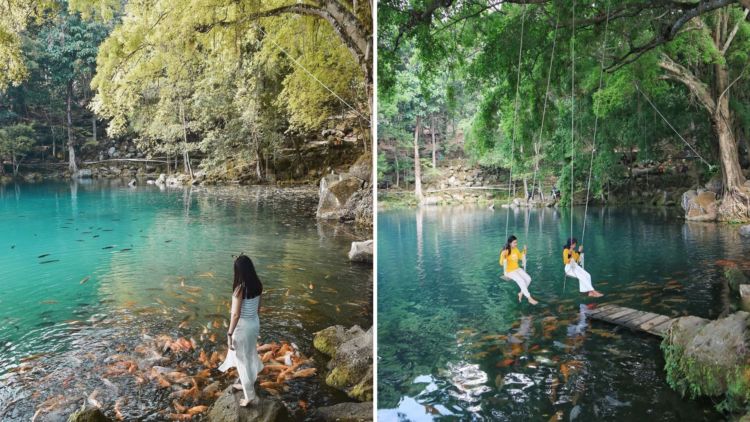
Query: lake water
0 180 371 421
378 205 748 421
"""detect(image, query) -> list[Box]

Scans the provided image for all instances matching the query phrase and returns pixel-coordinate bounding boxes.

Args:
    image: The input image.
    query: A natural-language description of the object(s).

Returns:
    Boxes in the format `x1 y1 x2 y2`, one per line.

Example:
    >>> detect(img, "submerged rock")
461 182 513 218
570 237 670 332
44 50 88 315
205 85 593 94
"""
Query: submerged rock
67 406 111 422
348 240 373 263
312 401 373 421
313 325 373 402
206 386 288 422
740 225 750 238
661 311 750 412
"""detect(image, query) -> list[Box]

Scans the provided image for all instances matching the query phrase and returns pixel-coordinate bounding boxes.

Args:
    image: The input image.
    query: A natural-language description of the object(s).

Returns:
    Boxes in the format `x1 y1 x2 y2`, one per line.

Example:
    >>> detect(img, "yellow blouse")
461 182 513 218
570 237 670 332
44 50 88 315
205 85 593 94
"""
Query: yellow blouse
500 247 525 273
563 248 580 265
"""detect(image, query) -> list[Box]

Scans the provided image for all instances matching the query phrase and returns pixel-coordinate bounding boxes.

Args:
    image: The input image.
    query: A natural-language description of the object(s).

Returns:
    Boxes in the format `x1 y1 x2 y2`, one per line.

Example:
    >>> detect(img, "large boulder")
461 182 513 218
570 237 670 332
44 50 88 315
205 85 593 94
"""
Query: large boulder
682 189 718 221
740 225 750 238
312 402 373 421
661 311 750 412
313 325 373 402
347 153 372 182
207 387 288 422
317 175 364 220
348 240 373 263
155 173 167 186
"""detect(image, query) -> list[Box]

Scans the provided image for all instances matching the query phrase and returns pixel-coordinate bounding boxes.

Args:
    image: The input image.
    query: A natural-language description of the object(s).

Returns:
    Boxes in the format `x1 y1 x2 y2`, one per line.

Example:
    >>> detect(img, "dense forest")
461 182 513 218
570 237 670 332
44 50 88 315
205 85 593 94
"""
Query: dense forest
0 0 371 182
379 0 750 221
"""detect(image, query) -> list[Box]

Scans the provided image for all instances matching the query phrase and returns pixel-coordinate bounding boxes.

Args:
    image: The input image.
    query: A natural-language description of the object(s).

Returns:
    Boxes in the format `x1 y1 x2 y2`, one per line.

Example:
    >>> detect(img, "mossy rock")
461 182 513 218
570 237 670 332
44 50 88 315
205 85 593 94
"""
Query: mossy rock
349 370 373 402
662 312 750 412
313 326 346 357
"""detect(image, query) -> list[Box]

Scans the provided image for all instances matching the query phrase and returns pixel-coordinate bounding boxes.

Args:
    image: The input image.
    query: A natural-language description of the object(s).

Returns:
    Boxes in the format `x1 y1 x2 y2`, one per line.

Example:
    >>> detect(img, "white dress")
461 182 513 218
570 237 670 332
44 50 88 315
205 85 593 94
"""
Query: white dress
218 295 264 400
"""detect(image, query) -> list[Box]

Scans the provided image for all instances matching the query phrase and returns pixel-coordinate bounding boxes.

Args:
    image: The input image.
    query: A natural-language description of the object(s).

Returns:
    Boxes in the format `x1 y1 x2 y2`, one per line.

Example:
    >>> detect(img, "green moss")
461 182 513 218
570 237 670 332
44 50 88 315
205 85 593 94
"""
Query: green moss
661 337 750 413
377 193 419 209
326 366 353 389
313 328 339 357
350 377 373 402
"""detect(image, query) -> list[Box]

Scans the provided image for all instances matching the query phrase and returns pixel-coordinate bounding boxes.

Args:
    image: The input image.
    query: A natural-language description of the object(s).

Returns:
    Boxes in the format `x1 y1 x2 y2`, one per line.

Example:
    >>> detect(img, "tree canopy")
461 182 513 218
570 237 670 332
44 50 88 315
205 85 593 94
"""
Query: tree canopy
379 0 750 220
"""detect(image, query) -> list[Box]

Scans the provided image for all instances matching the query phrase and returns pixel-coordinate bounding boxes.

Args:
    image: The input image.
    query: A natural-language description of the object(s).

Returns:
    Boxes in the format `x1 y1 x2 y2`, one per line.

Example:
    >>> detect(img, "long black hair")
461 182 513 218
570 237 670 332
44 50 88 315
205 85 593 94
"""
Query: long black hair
503 235 517 255
233 255 263 299
563 237 578 250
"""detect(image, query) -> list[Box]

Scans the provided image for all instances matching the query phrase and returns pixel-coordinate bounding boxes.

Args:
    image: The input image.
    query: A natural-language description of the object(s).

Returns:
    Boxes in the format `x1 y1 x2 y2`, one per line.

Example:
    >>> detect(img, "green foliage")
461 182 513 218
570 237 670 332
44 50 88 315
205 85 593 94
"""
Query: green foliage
661 338 750 413
379 0 750 201
91 0 367 176
0 123 35 175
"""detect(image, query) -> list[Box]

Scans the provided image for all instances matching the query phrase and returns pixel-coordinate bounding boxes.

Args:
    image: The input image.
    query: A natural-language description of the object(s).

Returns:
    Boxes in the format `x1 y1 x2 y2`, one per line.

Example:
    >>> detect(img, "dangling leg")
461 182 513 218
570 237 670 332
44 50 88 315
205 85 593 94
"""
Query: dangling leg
508 270 538 305
573 265 603 297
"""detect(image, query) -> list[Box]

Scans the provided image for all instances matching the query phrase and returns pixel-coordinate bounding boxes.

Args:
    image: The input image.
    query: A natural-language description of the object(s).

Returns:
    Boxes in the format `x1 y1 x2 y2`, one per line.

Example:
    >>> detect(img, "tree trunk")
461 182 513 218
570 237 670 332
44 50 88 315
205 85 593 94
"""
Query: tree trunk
394 150 400 188
255 137 264 181
714 61 748 220
523 177 528 201
659 52 748 221
93 114 97 144
67 81 77 173
413 116 423 203
431 114 437 168
179 98 194 179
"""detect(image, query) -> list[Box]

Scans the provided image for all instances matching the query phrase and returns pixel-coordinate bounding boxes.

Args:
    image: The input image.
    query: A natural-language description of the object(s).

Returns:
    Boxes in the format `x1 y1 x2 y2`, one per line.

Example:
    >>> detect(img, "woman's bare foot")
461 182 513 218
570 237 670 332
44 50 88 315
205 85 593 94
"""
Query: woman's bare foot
528 297 538 305
588 291 604 298
239 398 251 407
232 383 243 391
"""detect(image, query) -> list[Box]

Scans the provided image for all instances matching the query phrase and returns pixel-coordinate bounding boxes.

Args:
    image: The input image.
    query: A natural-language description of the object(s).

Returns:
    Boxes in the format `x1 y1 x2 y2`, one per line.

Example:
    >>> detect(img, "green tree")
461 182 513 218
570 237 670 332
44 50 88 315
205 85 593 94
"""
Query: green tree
0 123 35 176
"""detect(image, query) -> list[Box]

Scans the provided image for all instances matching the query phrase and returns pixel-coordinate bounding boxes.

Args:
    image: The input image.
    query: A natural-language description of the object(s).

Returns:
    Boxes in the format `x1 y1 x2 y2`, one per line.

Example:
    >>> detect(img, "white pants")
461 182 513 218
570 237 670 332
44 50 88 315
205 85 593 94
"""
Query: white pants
505 269 532 299
565 262 595 293
218 317 264 401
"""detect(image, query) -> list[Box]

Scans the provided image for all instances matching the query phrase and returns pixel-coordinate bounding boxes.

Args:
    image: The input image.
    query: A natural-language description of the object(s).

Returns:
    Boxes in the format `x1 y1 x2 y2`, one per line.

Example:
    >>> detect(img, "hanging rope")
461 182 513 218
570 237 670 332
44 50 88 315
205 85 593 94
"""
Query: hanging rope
581 1 611 246
634 82 714 170
530 13 560 203
505 4 528 239
255 25 369 124
569 0 576 250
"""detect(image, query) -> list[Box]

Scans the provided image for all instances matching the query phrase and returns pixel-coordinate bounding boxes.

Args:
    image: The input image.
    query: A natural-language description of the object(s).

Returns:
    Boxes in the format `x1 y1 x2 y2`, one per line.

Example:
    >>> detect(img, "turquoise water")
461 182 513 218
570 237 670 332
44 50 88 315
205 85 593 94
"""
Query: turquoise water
0 180 371 420
378 205 747 421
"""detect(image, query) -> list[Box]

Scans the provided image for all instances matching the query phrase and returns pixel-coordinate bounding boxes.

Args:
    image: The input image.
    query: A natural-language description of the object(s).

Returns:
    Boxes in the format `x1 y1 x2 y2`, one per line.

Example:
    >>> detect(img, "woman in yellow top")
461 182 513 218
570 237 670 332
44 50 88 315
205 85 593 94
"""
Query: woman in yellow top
500 235 538 305
563 237 603 297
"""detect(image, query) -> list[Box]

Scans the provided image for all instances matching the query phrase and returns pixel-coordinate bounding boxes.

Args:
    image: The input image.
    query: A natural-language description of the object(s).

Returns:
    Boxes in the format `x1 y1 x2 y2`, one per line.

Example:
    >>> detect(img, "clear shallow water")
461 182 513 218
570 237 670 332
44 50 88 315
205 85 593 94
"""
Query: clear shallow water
0 180 371 420
378 205 748 421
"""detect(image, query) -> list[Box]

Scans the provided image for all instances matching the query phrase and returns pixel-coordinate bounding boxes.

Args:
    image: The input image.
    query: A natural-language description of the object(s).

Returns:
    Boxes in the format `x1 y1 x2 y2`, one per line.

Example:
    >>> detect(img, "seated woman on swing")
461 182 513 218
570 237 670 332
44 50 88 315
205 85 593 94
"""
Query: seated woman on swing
500 235 538 305
563 237 604 297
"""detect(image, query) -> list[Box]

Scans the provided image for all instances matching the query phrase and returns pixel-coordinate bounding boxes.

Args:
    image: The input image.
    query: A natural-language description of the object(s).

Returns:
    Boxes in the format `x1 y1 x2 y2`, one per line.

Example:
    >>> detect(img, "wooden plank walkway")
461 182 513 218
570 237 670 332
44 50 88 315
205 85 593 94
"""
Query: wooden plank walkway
587 304 674 337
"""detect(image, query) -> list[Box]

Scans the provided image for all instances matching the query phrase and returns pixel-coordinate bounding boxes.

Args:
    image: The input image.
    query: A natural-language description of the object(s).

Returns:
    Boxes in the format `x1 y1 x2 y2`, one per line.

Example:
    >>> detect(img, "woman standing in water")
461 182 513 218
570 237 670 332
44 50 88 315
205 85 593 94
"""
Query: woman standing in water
220 254 264 406
500 235 538 305
563 238 604 297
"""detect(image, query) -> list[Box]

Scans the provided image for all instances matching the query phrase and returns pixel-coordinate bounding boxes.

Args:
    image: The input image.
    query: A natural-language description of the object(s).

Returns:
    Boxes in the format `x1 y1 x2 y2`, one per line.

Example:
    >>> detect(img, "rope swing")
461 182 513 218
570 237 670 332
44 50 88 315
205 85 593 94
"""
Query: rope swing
505 4 528 240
